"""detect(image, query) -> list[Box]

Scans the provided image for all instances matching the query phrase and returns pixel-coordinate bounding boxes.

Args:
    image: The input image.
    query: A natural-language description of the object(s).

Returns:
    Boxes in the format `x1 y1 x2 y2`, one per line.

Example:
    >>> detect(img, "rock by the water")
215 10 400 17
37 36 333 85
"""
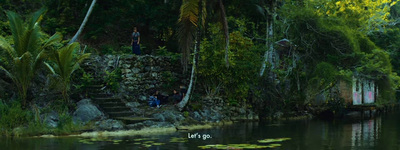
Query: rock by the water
192 111 203 121
273 111 284 119
42 111 59 128
152 110 185 123
73 99 105 124
126 122 145 130
95 119 124 130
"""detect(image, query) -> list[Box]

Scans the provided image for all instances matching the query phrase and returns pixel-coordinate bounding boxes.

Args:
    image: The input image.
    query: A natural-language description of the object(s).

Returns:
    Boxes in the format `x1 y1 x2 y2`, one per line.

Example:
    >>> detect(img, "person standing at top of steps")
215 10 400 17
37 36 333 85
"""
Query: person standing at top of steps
131 26 141 55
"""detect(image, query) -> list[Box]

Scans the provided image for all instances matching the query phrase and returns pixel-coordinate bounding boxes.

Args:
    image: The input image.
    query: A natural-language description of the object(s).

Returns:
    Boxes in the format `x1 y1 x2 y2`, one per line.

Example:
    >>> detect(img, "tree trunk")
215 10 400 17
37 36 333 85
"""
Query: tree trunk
219 0 230 68
69 0 97 44
260 19 274 76
177 0 203 111
177 40 198 111
259 1 276 77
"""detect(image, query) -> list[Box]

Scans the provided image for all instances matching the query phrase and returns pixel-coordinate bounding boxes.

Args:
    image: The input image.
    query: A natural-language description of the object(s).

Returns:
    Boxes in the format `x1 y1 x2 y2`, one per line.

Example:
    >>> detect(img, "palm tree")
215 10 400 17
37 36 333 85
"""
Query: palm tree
179 0 230 72
45 42 91 102
176 0 230 111
0 9 61 106
69 0 97 44
176 0 203 111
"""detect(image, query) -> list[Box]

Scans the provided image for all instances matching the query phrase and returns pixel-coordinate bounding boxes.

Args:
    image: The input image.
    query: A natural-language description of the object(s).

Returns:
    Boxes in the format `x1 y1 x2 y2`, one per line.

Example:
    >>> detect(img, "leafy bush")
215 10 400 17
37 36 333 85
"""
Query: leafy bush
0 100 30 135
155 46 181 62
198 23 263 104
104 68 122 92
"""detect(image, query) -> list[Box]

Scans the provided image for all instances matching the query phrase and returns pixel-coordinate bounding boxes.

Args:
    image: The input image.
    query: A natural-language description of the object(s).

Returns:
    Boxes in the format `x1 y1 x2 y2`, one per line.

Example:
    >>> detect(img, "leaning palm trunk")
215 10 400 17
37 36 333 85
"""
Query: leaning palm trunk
176 0 204 111
69 0 97 44
177 40 198 111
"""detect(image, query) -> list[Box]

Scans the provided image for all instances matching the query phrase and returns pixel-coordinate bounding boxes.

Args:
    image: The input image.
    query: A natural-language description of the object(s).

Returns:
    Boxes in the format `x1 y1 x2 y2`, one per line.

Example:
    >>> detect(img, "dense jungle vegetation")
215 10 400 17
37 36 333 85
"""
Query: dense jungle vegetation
1 0 400 136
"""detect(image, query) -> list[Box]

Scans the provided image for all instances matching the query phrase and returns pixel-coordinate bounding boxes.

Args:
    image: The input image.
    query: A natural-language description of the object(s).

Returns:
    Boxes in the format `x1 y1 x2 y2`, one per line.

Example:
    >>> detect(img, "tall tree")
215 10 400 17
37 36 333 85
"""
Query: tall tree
176 0 205 111
219 0 230 68
69 0 97 44
179 0 230 72
259 0 277 77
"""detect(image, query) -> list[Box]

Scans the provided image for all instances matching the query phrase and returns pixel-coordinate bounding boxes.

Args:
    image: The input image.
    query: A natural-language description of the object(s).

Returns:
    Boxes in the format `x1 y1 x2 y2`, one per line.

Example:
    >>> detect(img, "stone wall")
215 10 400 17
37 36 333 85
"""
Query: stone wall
82 54 182 101
119 55 182 99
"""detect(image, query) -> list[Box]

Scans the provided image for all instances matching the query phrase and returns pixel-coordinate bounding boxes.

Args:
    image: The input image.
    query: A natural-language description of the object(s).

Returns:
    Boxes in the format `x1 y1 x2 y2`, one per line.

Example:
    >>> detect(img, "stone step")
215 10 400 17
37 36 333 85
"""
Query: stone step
115 117 156 124
87 93 111 97
102 106 131 112
85 85 104 88
86 90 109 95
108 111 136 118
92 97 121 102
85 88 105 93
98 102 126 107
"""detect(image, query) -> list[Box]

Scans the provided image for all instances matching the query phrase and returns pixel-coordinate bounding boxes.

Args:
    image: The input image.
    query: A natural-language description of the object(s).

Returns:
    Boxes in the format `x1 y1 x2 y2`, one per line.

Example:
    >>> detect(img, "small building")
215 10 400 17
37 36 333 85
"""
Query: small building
338 77 378 105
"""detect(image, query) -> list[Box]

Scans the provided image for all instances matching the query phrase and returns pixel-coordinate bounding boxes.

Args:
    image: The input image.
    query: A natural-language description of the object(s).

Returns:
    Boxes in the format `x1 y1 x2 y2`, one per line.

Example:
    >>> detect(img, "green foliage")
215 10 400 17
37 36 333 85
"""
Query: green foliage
0 101 30 134
73 70 94 94
155 46 181 62
55 112 80 135
198 23 262 104
308 62 338 92
120 45 133 54
0 9 61 106
0 99 82 136
183 111 189 117
281 2 400 104
104 69 122 92
161 71 179 90
99 44 116 55
45 42 91 102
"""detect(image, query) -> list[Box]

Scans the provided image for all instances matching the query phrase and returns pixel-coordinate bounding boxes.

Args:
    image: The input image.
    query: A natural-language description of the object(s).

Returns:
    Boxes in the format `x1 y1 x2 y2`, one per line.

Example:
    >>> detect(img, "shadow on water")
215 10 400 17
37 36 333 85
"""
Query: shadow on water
1 112 400 150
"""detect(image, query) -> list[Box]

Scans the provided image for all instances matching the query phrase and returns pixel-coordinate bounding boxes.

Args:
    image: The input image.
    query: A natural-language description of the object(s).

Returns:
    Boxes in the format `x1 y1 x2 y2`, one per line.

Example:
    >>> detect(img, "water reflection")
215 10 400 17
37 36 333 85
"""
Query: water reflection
351 117 381 149
1 114 399 150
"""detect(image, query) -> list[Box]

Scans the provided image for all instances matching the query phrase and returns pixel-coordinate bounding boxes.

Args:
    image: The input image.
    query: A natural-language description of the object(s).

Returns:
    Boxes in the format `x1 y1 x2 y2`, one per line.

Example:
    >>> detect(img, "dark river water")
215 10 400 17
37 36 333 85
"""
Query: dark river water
2 112 400 150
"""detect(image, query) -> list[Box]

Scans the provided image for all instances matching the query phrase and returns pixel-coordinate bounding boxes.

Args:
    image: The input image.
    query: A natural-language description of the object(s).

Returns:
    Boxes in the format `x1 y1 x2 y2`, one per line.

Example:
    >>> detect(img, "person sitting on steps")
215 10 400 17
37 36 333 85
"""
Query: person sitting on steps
154 90 169 105
149 90 161 108
171 89 181 105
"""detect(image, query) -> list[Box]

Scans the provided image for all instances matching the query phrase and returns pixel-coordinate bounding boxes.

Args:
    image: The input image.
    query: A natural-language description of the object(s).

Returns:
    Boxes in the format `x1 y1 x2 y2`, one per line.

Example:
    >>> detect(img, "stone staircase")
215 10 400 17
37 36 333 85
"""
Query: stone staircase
81 56 155 125
85 84 153 124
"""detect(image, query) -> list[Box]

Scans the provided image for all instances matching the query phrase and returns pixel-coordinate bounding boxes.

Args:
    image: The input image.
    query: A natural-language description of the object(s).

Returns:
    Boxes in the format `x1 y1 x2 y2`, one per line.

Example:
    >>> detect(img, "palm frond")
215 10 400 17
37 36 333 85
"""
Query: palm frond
33 50 48 72
6 11 25 56
2 9 53 105
44 62 56 75
13 52 34 94
24 25 41 55
178 0 200 72
0 36 16 59
71 53 91 75
201 0 207 27
28 8 46 30
179 0 199 27
43 32 62 48
59 43 79 78
0 66 16 83
177 21 196 72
